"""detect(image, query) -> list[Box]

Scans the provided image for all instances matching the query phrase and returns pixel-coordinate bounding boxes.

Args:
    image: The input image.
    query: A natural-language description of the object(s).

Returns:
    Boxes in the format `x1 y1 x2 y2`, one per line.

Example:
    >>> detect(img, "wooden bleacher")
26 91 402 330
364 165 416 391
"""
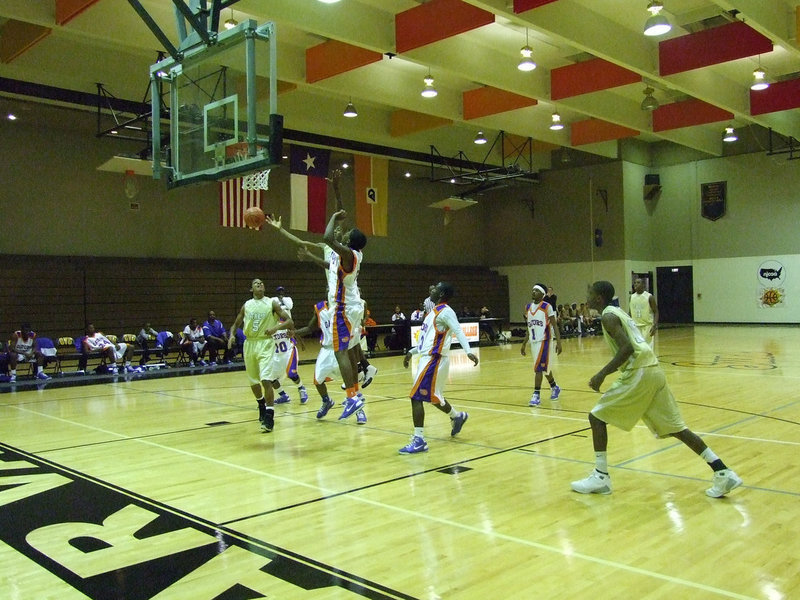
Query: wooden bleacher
0 255 509 346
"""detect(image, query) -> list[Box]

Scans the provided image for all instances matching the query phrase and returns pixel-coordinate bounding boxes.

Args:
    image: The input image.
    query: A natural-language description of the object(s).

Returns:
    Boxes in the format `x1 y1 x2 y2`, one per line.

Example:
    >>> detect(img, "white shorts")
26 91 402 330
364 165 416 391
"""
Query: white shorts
270 343 299 381
314 346 340 385
112 343 127 362
410 353 449 405
331 302 364 351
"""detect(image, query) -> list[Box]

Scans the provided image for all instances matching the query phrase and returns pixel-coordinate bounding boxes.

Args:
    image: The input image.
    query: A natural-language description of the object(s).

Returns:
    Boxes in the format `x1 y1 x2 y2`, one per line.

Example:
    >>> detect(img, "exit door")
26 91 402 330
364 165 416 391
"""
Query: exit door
656 266 694 324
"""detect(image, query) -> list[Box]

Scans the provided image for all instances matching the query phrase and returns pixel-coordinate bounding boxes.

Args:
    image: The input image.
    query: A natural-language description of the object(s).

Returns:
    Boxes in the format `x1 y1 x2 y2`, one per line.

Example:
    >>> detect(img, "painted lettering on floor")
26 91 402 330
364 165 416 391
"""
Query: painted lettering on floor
0 446 405 599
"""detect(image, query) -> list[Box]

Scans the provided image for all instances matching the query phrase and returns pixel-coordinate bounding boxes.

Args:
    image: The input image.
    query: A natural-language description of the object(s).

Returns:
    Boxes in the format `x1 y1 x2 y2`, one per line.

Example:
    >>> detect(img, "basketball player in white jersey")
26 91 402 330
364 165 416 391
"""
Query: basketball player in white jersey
323 208 368 420
572 281 741 498
629 277 658 347
520 283 562 405
271 285 309 405
294 300 367 424
8 323 50 381
228 278 293 433
399 281 477 454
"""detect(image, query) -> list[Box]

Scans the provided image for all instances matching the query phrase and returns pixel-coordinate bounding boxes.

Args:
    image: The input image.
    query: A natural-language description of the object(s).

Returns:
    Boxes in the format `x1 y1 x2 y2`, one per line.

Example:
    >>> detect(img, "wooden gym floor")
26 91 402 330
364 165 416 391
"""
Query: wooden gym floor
1 324 798 599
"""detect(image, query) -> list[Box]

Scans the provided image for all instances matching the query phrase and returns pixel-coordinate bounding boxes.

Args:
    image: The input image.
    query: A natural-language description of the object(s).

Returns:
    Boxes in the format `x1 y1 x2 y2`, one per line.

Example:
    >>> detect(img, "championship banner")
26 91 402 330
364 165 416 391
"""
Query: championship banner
701 181 726 221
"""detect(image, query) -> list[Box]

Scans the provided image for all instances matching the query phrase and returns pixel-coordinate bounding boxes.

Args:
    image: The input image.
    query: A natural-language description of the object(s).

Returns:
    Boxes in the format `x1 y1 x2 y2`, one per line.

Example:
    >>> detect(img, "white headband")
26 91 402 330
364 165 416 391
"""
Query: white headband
532 285 546 295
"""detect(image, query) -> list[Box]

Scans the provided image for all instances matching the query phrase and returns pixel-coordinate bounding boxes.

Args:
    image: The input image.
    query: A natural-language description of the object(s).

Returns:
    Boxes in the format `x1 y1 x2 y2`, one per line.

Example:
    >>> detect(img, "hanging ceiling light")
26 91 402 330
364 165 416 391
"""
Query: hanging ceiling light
317 0 342 3
474 131 487 144
722 126 738 142
518 29 536 71
223 9 238 30
643 1 671 37
343 99 358 118
421 72 438 98
549 112 564 130
641 86 660 111
751 56 769 91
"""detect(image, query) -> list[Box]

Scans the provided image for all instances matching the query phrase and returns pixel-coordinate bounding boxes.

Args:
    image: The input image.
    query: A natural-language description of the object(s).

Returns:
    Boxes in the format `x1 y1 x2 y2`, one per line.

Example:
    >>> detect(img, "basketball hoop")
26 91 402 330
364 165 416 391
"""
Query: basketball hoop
242 168 271 190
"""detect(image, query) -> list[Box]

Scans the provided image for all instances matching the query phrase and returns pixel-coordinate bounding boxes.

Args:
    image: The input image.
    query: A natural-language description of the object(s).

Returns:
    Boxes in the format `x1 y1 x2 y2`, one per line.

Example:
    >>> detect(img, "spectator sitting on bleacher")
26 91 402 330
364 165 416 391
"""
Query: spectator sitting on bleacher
391 305 410 352
202 310 229 365
83 324 140 374
182 318 207 367
136 322 159 366
8 323 50 382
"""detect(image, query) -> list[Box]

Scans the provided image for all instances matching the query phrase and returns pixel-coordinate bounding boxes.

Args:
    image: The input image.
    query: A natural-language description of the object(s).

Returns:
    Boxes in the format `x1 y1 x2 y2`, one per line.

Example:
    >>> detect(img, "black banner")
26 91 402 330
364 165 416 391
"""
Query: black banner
701 181 726 221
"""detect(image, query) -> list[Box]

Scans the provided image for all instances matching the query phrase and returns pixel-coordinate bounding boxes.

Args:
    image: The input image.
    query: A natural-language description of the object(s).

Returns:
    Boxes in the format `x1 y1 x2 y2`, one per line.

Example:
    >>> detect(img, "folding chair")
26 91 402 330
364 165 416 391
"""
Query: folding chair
36 337 60 375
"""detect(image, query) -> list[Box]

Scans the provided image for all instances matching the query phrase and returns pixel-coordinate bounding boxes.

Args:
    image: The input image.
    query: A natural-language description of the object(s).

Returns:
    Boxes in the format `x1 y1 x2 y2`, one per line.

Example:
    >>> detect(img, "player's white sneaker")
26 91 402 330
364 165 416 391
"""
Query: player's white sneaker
528 392 540 406
362 365 378 388
571 469 612 495
706 469 742 498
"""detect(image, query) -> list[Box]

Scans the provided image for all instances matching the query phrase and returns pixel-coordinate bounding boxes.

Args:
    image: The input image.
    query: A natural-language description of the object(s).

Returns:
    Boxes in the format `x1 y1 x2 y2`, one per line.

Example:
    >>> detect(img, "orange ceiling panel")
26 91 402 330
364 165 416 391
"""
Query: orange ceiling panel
0 20 51 64
463 86 537 120
571 119 639 146
514 0 559 12
659 21 772 76
551 58 641 100
652 98 733 131
390 110 453 137
395 0 495 54
750 78 800 116
306 40 382 84
56 0 102 26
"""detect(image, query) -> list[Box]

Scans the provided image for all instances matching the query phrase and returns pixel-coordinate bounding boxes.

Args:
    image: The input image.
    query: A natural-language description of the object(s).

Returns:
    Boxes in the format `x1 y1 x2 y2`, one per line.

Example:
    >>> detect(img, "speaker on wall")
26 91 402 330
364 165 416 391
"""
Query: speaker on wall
644 174 661 201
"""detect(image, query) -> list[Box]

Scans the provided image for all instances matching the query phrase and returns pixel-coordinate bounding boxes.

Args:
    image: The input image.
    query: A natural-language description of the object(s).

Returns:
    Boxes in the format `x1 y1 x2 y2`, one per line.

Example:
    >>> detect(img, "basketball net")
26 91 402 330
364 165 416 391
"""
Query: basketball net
242 169 271 190
228 142 271 190
443 205 452 226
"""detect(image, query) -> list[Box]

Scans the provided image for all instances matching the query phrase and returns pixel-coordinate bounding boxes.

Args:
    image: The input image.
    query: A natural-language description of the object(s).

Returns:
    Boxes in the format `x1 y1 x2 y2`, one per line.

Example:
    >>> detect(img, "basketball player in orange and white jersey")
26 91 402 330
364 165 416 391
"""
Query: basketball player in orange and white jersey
323 208 368 420
520 283 562 406
399 282 478 454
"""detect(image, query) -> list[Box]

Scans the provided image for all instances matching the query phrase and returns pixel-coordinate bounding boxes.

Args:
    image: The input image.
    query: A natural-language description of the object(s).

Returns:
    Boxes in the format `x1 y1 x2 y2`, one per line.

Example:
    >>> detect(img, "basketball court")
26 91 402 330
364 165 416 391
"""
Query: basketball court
1 325 798 599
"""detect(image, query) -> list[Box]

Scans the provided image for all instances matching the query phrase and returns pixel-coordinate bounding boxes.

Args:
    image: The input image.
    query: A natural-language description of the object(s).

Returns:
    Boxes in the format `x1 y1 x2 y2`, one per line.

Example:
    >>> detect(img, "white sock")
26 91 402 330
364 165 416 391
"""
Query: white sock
10 370 16 376
700 448 719 464
36 366 43 374
125 361 132 367
448 407 459 418
414 427 424 439
595 451 608 474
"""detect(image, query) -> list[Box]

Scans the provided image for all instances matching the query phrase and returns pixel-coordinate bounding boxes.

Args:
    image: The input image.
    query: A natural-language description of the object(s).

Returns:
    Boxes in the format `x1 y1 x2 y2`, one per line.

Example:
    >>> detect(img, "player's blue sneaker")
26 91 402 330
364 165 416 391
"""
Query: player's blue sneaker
356 408 367 424
529 392 541 406
550 385 561 400
398 436 428 454
275 391 291 404
299 386 308 404
316 398 335 419
450 412 468 436
339 396 364 420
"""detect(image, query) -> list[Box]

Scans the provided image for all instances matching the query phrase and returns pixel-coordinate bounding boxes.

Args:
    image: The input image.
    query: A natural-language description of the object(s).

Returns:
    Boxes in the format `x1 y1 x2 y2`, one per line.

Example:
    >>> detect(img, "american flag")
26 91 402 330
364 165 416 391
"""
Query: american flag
219 178 263 227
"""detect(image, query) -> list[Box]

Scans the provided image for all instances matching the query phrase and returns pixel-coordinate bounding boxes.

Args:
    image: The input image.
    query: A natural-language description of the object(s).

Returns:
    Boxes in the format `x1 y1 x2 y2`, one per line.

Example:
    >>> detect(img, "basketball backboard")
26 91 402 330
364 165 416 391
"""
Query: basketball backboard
150 20 282 189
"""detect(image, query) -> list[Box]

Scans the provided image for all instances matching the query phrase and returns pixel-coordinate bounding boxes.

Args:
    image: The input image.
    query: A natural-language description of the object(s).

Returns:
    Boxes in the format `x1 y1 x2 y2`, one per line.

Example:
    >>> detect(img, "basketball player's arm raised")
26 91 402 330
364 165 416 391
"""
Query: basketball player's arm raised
588 312 632 391
328 169 344 212
227 305 246 349
297 246 328 269
323 210 354 271
265 215 326 250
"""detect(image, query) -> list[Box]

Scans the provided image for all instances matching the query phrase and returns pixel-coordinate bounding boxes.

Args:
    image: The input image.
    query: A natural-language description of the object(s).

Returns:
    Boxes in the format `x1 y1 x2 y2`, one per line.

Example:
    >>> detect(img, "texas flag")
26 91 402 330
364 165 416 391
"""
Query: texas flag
290 145 330 233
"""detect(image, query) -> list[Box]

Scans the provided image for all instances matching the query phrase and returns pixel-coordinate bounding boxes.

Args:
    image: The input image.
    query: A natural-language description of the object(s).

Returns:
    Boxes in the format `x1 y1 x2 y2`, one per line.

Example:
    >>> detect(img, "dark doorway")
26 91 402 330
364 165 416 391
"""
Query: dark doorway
656 266 694 324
